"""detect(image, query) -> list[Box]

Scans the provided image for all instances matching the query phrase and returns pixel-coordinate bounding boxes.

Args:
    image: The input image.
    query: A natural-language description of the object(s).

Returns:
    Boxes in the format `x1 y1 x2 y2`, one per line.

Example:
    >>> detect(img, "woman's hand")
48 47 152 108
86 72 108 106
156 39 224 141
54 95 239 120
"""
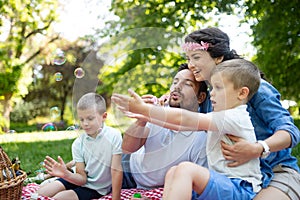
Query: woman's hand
221 135 262 167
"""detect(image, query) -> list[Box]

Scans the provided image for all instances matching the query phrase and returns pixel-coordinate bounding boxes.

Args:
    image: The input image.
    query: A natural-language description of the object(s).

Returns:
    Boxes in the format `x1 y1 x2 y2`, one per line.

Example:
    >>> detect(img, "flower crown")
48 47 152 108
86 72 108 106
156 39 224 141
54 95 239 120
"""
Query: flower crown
182 41 209 52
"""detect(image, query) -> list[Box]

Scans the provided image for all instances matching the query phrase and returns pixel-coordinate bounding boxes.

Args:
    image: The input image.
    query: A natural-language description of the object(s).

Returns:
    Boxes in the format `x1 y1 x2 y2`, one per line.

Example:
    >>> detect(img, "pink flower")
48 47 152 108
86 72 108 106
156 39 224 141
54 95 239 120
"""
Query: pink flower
181 41 210 52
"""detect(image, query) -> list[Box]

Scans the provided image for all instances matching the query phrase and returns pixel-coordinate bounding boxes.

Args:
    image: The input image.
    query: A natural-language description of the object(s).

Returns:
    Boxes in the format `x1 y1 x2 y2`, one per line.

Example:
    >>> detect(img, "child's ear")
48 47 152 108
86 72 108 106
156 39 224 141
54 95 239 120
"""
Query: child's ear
238 87 249 100
102 112 108 120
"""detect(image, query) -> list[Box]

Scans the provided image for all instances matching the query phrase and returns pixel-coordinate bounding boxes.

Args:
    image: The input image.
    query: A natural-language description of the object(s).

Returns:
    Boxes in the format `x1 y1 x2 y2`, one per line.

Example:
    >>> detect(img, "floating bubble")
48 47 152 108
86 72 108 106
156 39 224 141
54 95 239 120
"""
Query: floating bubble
7 129 16 134
74 67 85 79
66 124 80 131
55 72 63 81
53 49 66 65
50 106 60 120
41 122 57 131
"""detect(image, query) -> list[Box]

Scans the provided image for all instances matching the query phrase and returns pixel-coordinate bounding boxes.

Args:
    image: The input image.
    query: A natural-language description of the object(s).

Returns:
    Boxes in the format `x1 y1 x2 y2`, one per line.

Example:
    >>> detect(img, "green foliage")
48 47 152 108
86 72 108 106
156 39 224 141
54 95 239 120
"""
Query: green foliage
10 122 37 133
0 0 60 130
1 139 73 177
10 101 39 123
243 0 299 102
96 0 239 98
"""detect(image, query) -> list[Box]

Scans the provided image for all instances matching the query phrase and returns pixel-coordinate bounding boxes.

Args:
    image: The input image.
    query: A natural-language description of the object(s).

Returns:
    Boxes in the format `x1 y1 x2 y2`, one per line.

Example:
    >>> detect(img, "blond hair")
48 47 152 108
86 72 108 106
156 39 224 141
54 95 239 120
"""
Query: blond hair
77 93 106 114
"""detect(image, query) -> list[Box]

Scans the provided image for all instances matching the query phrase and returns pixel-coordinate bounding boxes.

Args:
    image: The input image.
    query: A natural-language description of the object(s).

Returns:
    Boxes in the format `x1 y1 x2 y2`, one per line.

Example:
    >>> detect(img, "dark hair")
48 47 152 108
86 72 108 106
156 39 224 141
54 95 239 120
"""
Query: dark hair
178 63 208 98
184 27 241 61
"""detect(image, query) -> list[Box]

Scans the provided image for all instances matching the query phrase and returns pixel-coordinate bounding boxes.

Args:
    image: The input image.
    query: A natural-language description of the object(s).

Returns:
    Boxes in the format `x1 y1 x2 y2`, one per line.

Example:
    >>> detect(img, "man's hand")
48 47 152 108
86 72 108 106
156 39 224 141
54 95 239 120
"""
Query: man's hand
221 135 262 167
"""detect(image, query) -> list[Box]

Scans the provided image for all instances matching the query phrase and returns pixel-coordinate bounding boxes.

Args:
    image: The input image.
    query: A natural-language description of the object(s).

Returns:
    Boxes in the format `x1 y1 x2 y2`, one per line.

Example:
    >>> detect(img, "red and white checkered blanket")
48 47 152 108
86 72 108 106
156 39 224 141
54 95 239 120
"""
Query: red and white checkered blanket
22 183 163 200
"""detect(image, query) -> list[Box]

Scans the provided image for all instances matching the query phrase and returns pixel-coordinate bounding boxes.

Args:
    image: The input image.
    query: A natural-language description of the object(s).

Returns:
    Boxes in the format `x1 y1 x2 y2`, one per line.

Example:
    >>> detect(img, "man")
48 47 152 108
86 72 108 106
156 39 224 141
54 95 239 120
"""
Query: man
121 64 208 189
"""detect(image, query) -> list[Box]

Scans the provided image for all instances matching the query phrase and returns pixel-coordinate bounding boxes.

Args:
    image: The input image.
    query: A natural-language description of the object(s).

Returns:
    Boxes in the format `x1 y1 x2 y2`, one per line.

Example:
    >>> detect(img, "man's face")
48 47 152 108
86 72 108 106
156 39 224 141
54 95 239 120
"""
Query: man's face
169 69 201 111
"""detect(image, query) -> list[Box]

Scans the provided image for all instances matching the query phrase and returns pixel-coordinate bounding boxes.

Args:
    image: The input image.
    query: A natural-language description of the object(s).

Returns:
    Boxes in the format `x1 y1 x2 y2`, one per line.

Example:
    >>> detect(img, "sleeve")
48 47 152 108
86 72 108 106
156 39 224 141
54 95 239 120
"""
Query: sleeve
72 137 84 162
210 110 244 137
111 129 123 155
248 79 300 147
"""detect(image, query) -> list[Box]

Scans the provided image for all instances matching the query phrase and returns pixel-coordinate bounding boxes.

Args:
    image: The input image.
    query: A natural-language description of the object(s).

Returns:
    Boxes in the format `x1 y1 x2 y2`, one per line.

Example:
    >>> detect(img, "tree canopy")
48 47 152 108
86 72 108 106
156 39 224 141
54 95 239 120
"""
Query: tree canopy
98 0 299 104
244 0 300 101
0 0 59 131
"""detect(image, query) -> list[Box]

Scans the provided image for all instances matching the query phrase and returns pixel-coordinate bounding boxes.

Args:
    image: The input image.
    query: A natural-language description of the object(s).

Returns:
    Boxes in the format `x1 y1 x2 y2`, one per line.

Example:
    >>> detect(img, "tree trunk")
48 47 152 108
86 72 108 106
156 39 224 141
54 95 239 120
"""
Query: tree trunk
1 93 13 132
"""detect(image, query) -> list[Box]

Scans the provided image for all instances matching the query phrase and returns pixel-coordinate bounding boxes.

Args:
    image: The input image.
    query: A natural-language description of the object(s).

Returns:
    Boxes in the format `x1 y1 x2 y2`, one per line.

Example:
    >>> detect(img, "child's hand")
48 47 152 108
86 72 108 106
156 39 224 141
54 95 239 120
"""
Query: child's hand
43 156 68 178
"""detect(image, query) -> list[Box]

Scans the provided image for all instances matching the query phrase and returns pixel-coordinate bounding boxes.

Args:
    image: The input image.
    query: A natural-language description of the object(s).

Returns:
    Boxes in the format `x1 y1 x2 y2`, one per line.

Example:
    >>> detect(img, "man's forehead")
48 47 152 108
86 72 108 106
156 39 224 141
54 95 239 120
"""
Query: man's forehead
175 69 195 81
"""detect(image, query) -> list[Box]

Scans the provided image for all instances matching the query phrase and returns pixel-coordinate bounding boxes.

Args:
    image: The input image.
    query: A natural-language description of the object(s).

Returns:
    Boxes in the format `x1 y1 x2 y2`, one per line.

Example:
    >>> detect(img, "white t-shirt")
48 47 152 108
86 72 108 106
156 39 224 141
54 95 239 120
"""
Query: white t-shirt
72 124 122 195
130 123 207 189
206 105 262 192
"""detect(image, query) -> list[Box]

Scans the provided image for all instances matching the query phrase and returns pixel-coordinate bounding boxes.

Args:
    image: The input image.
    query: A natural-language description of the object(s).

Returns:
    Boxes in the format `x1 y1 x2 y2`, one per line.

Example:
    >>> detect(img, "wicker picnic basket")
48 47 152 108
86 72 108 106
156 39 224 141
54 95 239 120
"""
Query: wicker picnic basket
0 146 27 200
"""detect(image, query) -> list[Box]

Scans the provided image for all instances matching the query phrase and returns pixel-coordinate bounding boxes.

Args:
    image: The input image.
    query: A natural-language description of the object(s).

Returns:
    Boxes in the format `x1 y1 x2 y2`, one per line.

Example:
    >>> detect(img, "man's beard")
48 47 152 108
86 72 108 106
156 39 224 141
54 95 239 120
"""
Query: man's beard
169 100 181 108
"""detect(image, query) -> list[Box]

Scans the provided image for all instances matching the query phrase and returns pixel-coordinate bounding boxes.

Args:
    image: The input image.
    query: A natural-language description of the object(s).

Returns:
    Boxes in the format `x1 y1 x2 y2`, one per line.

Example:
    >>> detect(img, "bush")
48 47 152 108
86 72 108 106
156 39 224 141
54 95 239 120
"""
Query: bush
10 122 38 132
10 101 39 123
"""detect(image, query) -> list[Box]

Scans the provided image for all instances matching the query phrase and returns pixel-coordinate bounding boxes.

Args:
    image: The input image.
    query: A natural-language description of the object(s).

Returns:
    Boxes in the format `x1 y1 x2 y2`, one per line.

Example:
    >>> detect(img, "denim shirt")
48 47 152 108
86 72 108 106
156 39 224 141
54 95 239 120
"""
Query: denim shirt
202 79 300 188
247 79 300 187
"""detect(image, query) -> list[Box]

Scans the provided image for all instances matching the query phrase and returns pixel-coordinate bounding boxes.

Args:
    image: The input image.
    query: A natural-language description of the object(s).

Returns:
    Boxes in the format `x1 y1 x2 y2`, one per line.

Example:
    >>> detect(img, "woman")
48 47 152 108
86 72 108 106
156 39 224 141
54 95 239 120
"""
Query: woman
183 27 300 200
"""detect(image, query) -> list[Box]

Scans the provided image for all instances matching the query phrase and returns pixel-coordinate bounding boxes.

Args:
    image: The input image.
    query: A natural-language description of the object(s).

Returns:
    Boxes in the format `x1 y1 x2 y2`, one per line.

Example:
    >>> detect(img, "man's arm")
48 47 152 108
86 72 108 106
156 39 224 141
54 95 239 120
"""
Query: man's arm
122 119 150 153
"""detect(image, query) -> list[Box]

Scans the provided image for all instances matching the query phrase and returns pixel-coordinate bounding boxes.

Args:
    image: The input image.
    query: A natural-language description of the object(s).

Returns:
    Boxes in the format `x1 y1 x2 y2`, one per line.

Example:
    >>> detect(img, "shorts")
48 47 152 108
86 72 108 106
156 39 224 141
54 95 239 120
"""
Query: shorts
57 178 103 200
121 154 137 189
193 170 257 200
269 165 300 200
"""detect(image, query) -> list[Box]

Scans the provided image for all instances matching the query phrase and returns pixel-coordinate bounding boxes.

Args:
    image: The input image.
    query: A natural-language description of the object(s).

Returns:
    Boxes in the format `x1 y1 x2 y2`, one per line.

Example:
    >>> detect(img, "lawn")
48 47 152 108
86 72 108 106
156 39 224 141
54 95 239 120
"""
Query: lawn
0 130 300 180
0 131 78 178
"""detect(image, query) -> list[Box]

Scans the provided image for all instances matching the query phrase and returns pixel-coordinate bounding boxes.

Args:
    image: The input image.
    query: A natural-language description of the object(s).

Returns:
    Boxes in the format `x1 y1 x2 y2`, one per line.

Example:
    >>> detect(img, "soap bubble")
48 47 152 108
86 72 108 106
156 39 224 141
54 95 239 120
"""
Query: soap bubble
53 49 66 65
66 124 80 131
42 122 57 131
55 72 63 81
74 67 85 79
50 106 60 120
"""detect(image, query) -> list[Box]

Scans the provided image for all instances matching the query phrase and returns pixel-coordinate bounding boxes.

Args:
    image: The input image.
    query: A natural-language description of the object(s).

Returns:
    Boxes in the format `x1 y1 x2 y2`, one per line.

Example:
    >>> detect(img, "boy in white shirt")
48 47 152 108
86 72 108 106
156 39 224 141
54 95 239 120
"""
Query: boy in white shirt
37 93 123 200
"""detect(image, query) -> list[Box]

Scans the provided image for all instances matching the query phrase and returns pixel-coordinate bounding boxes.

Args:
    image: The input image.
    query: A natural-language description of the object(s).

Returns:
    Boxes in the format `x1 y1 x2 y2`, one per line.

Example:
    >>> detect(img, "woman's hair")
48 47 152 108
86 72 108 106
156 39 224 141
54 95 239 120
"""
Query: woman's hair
184 27 241 61
77 93 106 114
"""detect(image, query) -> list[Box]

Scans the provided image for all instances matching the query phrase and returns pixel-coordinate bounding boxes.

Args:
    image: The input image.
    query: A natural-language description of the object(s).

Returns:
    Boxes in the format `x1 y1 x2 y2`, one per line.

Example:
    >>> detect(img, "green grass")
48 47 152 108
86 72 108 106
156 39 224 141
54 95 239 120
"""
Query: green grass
0 131 299 180
1 139 73 177
0 131 77 178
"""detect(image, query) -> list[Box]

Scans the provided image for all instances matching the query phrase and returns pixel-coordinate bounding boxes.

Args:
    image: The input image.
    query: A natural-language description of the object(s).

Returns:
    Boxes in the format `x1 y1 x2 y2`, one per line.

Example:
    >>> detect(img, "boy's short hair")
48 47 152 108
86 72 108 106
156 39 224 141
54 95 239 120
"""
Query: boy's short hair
77 93 106 114
212 59 261 101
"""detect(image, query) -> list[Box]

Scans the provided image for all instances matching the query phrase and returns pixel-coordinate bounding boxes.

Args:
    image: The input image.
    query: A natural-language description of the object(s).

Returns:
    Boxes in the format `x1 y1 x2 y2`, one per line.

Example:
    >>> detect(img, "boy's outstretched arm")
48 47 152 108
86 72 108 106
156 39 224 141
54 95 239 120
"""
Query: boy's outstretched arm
112 89 213 131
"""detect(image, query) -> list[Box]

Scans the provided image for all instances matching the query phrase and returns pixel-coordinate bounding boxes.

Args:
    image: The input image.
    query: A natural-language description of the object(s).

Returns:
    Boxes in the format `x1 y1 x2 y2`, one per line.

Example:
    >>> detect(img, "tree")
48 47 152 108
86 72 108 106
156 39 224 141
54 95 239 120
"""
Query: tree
0 0 59 131
95 0 239 99
18 38 103 126
243 0 299 102
99 0 299 105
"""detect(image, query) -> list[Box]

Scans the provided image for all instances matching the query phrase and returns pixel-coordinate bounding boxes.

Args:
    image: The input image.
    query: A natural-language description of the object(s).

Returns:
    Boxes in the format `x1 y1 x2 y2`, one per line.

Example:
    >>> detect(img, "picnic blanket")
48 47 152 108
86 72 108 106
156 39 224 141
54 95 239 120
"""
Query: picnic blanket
22 183 163 200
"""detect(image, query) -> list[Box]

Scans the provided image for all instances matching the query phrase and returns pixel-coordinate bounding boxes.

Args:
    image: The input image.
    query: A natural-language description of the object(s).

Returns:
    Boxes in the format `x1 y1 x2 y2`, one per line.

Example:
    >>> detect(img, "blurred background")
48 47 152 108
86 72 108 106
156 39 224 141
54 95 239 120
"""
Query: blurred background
0 0 299 134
